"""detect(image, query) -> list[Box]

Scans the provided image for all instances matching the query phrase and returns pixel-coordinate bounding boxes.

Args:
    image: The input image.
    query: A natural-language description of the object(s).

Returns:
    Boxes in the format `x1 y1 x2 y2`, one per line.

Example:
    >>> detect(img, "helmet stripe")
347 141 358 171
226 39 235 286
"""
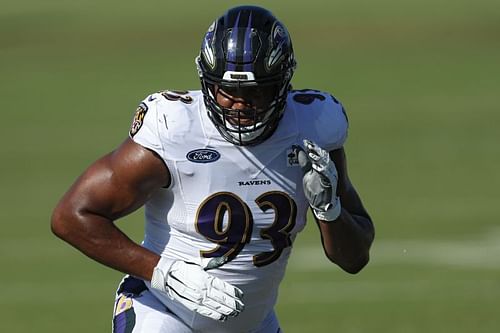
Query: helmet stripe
225 12 240 71
243 12 254 72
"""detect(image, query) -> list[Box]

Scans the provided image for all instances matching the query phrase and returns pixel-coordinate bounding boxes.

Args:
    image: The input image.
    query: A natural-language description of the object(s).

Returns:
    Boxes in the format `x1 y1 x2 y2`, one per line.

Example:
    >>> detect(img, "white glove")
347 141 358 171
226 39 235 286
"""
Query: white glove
151 257 244 321
296 139 342 222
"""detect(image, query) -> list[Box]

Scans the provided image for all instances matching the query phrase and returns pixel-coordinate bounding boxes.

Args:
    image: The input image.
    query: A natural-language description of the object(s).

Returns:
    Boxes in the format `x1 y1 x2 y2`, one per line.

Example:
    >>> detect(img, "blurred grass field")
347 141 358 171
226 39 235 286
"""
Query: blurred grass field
1 0 500 332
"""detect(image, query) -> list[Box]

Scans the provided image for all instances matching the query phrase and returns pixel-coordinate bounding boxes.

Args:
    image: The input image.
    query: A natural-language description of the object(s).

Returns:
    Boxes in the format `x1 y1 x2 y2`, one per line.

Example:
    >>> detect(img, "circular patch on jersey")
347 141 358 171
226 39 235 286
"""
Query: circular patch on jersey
129 103 148 137
186 149 221 163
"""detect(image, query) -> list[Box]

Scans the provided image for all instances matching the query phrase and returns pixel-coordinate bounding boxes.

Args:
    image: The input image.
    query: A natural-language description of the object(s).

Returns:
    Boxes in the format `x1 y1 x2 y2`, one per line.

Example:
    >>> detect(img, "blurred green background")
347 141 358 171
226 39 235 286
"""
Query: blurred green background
1 0 499 332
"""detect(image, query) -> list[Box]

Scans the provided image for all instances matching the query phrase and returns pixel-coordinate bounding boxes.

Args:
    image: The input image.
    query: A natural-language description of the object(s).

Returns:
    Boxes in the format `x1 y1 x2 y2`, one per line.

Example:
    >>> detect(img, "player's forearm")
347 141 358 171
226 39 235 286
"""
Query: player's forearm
316 209 374 274
51 208 159 281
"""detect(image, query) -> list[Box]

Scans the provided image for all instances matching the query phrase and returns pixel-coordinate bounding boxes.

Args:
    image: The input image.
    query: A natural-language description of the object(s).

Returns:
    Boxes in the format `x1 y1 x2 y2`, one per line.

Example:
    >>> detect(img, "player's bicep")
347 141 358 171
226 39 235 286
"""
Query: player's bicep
329 148 370 219
63 138 169 221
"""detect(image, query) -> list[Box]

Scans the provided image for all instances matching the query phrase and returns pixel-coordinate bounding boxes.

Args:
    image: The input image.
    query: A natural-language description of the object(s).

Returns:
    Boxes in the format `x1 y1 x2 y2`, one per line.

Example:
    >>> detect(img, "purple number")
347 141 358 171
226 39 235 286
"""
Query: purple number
195 191 297 267
253 192 297 267
195 192 253 262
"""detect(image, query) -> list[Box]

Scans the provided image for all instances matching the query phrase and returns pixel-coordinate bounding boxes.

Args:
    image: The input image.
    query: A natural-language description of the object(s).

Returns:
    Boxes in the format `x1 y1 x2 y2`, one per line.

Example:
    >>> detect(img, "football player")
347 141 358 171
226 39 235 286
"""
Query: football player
51 5 375 333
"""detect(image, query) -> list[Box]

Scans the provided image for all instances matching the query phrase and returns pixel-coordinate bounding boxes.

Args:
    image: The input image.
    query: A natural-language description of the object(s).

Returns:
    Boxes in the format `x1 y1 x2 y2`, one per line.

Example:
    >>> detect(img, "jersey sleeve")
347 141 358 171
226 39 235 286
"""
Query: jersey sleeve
321 96 349 151
128 92 165 157
290 90 349 151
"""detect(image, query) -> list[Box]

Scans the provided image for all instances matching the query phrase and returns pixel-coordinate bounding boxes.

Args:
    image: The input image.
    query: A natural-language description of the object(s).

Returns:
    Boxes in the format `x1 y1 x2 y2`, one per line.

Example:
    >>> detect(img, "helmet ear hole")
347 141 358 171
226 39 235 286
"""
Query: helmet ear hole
197 5 296 146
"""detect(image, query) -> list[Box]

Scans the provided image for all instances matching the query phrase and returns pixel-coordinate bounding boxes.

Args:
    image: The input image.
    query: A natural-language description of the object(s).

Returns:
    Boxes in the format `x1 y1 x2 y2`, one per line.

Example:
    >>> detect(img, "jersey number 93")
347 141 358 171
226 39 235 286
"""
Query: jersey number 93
195 191 297 267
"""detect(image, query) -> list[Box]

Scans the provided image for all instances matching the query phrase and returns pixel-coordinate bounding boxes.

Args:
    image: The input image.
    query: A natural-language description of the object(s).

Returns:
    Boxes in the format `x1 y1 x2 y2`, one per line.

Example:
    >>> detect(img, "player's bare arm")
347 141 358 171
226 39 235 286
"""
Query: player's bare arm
298 141 374 274
52 137 245 321
315 148 374 274
51 138 169 280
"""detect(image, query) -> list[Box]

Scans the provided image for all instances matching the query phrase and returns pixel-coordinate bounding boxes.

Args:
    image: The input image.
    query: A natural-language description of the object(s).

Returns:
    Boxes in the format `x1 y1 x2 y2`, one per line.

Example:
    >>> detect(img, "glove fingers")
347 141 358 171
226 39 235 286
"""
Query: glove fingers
210 276 244 299
304 140 320 156
196 305 229 321
304 139 329 162
167 275 242 320
206 284 245 312
203 295 242 317
303 139 337 182
301 140 331 175
166 274 203 303
312 162 327 175
159 260 246 322
179 298 227 321
303 139 315 151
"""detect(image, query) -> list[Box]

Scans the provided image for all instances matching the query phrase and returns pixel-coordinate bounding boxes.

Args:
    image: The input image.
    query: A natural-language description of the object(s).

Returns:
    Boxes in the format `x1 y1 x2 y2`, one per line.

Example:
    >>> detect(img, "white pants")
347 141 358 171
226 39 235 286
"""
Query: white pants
112 276 282 333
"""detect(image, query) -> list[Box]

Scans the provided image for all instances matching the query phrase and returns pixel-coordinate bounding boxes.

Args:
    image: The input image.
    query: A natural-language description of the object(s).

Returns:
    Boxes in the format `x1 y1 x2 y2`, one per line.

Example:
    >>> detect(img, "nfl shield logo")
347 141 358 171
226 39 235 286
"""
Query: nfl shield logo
286 147 299 167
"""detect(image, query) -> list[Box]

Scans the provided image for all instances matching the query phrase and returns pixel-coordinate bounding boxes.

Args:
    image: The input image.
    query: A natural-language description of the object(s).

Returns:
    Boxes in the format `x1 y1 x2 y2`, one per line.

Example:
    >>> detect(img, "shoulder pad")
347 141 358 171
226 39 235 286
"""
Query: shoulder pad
289 89 349 150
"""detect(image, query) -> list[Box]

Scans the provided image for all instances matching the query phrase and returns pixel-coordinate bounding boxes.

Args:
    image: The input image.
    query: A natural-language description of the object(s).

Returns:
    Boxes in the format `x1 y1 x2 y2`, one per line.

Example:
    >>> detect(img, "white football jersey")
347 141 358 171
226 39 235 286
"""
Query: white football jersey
129 89 348 332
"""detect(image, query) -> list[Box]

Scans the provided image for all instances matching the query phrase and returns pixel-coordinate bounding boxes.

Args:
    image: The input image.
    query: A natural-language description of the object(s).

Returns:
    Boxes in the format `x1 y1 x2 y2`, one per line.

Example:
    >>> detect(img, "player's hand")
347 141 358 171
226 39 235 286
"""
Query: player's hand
296 139 342 222
151 257 244 321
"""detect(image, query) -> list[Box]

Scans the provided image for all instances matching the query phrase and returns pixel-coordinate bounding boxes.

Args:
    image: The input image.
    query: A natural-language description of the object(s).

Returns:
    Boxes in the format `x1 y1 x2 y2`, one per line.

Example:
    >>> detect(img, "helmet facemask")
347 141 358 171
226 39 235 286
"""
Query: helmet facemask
196 6 296 146
197 66 293 145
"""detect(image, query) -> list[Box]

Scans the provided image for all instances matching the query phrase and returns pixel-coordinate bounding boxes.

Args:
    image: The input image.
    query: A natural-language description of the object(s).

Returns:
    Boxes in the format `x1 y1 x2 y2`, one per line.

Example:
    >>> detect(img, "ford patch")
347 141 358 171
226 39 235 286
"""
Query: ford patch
186 149 221 163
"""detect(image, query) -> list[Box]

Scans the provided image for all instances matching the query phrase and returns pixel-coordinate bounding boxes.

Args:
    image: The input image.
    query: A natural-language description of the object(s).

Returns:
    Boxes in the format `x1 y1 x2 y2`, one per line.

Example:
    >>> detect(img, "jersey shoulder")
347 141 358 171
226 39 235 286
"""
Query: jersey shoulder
139 90 203 116
287 89 349 151
128 90 203 153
